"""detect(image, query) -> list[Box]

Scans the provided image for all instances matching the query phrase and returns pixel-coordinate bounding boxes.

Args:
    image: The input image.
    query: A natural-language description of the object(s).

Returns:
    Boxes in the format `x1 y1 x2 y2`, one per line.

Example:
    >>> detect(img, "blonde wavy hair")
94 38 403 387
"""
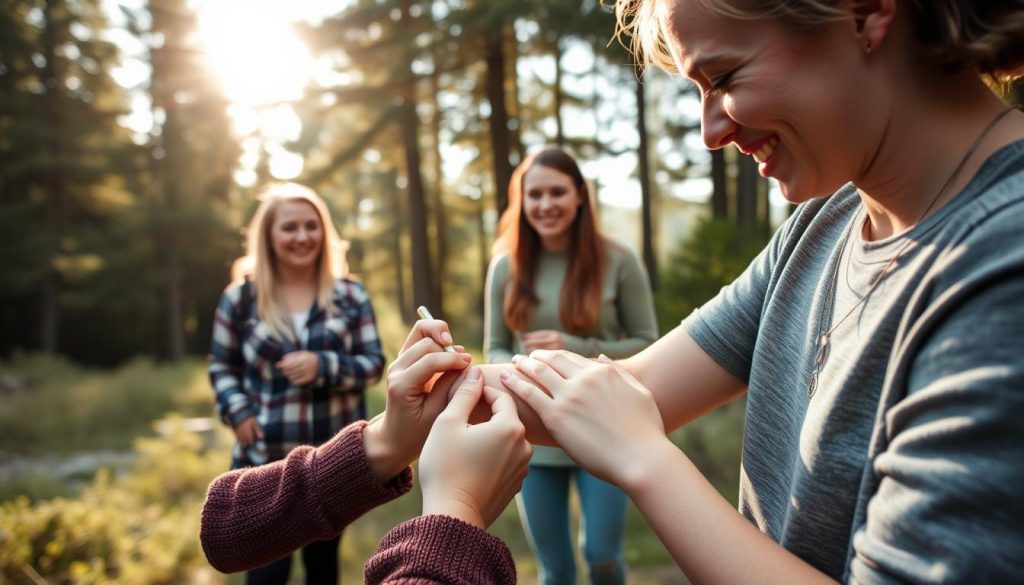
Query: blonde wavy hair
231 182 350 341
614 0 1024 86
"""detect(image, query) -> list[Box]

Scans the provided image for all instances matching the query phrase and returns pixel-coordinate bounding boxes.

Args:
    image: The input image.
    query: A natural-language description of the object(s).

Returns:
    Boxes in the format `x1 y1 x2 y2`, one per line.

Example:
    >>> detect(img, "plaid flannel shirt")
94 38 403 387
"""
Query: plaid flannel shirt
208 278 385 468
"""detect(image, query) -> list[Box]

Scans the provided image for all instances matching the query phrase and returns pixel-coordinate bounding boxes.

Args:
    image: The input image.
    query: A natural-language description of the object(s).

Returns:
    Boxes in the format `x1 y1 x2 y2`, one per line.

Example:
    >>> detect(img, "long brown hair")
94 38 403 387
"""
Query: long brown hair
492 147 606 334
231 182 350 341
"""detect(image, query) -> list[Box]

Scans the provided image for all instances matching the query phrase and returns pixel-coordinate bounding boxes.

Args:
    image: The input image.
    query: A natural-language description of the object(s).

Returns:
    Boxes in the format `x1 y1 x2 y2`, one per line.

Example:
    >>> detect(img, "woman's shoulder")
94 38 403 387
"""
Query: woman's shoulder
219 280 250 302
488 253 511 274
943 140 1024 243
331 277 372 303
601 238 642 266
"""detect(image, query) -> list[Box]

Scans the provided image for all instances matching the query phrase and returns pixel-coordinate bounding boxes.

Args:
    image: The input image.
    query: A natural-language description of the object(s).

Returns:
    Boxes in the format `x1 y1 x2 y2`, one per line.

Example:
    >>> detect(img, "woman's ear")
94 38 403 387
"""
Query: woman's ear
852 0 896 54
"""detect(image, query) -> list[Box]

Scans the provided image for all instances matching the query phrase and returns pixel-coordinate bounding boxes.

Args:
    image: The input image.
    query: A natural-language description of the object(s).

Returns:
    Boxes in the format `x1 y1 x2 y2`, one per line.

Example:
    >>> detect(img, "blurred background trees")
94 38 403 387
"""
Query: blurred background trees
4 3 1020 581
0 0 795 365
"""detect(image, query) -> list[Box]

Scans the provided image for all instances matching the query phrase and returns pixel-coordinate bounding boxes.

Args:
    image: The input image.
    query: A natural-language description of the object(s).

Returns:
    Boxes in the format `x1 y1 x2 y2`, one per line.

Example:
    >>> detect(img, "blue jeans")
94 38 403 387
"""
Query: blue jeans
517 465 627 585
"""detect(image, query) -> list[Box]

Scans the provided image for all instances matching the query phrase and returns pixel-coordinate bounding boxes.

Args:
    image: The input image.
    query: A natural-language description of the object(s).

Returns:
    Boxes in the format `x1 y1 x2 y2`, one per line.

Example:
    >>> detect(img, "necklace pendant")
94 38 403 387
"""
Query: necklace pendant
815 333 830 366
808 371 819 398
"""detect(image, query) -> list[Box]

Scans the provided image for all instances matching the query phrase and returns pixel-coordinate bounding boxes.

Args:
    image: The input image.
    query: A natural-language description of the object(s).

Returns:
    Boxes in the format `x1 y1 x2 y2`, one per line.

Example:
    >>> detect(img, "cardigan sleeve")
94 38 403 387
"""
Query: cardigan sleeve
200 421 413 573
364 514 516 584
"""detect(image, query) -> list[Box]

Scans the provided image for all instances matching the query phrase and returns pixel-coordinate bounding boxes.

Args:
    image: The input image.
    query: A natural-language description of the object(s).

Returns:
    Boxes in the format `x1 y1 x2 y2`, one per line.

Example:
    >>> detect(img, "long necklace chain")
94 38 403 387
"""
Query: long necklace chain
807 105 1015 398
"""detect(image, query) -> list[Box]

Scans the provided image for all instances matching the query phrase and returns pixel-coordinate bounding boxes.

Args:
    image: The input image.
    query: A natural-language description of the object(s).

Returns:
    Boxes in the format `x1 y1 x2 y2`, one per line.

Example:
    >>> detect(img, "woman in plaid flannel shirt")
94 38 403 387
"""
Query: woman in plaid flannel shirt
208 182 385 585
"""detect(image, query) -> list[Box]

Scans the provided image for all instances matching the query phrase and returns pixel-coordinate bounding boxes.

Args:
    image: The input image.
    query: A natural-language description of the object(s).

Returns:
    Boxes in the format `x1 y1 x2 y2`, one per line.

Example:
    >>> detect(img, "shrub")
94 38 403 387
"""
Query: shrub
655 217 769 333
0 417 228 584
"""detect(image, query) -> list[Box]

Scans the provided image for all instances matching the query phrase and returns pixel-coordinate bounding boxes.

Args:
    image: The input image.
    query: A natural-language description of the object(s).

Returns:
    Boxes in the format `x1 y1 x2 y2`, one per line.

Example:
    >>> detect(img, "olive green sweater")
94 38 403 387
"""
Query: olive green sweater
484 240 658 465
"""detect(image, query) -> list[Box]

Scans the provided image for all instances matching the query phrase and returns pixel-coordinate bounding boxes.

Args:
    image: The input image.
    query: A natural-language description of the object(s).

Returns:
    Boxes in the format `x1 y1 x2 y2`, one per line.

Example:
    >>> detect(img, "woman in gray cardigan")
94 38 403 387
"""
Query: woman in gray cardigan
485 146 658 585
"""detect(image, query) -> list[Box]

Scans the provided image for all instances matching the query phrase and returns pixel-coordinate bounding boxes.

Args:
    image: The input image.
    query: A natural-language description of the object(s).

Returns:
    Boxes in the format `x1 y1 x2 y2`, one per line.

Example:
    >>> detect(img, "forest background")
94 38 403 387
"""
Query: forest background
1 0 1021 583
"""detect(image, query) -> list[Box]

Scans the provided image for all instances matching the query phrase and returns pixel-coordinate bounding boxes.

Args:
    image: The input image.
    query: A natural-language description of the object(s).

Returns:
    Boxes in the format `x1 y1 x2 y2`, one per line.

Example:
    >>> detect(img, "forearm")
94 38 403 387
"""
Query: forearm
626 439 834 585
619 325 746 433
562 334 653 359
200 422 412 573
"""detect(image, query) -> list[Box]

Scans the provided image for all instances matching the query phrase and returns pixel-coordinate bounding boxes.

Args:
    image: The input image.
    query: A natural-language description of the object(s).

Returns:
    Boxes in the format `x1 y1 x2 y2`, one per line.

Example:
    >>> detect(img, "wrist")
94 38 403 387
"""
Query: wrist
422 497 486 530
618 436 680 495
362 416 412 483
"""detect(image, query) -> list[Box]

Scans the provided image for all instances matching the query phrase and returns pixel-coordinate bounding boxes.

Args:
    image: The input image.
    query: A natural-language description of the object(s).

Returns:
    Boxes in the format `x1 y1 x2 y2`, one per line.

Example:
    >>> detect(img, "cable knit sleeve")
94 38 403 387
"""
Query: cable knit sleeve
200 421 413 573
364 515 516 584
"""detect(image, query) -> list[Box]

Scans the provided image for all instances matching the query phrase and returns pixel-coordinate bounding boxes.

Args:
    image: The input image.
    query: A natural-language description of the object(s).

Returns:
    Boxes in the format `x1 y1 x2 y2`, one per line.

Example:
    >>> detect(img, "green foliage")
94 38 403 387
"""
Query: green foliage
0 417 224 585
655 217 769 333
0 355 213 455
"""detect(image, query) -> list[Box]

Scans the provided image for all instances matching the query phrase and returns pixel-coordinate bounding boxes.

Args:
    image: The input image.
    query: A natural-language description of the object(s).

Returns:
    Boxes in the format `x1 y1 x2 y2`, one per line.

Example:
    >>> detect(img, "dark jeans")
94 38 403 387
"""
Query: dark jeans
245 534 342 585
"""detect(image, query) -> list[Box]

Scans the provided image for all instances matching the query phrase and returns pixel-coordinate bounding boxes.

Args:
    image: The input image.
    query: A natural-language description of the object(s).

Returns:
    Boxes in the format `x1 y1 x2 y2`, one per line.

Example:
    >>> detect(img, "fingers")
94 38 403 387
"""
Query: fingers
440 367 484 422
401 319 456 353
393 336 470 372
499 368 554 414
482 384 522 425
511 350 587 385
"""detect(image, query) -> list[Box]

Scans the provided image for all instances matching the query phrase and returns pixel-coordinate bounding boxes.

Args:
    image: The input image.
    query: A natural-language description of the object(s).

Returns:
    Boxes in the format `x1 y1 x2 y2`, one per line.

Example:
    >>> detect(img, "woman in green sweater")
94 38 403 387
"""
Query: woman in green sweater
485 146 658 585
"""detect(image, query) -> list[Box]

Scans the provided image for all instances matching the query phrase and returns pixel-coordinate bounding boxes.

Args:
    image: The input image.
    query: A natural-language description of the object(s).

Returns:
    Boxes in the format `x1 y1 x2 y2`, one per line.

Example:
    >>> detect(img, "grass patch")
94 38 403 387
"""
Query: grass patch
0 354 215 455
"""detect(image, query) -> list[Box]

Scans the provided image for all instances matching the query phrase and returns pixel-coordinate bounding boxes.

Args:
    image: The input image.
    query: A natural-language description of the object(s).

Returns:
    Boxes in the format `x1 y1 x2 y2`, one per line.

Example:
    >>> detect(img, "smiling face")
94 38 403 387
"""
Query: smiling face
662 0 882 202
521 164 585 251
268 199 323 275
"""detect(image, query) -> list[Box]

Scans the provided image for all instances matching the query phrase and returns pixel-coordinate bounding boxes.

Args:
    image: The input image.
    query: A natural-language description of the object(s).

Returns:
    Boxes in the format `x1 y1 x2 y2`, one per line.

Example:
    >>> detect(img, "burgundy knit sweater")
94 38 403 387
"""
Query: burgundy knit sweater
200 421 516 583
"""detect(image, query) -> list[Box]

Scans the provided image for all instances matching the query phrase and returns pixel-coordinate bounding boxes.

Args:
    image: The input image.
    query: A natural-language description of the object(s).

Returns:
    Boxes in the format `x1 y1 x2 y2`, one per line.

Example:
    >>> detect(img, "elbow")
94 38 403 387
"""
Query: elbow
199 507 245 574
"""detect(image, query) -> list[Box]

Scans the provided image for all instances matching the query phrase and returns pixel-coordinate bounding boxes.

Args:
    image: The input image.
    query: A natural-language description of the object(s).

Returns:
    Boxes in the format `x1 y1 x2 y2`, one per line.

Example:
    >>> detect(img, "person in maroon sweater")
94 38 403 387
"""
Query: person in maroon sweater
201 320 532 584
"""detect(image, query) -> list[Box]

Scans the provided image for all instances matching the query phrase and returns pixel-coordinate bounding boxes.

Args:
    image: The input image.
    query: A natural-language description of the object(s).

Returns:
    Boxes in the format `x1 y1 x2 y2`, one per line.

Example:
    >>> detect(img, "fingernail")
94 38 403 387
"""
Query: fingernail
441 331 453 344
512 354 523 365
499 369 512 381
597 354 612 363
466 366 481 381
461 352 472 361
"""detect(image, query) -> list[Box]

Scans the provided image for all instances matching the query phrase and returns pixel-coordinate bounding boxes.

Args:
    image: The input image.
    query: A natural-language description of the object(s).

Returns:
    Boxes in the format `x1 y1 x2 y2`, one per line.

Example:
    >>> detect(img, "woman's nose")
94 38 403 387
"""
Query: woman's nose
701 93 739 150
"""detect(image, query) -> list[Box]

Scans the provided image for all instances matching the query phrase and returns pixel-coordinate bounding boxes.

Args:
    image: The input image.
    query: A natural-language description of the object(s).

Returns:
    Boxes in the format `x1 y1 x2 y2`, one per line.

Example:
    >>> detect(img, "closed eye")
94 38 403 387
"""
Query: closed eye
707 69 736 94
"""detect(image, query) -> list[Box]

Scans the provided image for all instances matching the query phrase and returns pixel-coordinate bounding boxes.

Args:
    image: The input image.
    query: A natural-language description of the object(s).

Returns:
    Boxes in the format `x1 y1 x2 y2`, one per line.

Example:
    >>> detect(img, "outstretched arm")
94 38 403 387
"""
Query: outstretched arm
201 319 470 573
502 351 833 585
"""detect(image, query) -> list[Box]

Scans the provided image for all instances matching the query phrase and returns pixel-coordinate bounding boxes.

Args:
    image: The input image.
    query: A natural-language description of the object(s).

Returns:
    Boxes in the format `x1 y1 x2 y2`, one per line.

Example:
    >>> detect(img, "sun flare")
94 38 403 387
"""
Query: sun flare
197 0 314 107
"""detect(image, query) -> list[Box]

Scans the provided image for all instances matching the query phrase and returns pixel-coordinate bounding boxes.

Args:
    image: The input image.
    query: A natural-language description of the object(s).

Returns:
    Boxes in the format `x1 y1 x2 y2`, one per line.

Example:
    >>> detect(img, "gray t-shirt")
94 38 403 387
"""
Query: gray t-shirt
684 141 1024 582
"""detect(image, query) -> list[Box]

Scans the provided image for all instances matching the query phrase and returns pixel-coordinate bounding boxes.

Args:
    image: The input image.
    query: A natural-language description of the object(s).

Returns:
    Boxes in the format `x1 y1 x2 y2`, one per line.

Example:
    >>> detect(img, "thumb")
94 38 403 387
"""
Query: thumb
441 366 484 422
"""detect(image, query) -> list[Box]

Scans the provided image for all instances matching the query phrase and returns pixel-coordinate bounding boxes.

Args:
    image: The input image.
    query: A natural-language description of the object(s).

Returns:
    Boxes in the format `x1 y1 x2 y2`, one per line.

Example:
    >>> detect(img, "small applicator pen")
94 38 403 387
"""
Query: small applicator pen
415 305 456 353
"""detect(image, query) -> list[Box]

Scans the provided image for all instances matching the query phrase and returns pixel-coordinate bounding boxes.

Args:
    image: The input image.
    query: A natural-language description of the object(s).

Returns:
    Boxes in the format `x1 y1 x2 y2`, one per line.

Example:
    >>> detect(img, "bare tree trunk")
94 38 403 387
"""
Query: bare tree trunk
711 148 728 219
40 0 63 356
485 29 513 215
478 193 489 314
399 96 437 318
388 170 408 319
737 155 759 234
508 35 525 164
554 38 565 147
428 57 447 318
634 67 658 290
